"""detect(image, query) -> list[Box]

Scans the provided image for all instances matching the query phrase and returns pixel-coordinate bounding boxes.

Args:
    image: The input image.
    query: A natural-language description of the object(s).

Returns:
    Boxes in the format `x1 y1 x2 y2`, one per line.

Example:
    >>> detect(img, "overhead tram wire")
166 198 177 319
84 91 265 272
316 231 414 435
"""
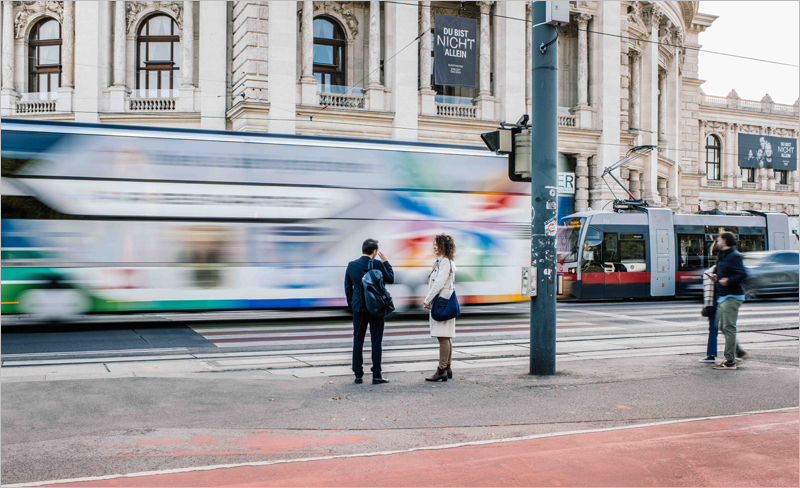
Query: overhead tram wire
396 0 800 68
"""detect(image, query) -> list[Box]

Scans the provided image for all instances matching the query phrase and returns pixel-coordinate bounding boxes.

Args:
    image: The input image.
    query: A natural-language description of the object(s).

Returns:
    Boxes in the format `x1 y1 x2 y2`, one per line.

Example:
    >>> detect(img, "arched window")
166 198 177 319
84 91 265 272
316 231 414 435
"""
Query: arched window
28 18 62 94
705 135 721 181
313 17 346 90
136 14 181 98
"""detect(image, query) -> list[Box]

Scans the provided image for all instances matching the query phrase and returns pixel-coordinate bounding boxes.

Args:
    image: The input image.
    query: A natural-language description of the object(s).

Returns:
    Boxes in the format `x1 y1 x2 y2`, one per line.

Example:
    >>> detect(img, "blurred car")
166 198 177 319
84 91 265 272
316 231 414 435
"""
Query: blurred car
742 251 799 301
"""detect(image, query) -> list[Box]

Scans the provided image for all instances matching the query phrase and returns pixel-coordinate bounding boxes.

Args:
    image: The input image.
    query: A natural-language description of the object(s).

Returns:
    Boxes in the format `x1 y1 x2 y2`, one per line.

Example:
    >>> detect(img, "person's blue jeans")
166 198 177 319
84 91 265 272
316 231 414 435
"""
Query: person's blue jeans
706 305 718 357
352 312 385 377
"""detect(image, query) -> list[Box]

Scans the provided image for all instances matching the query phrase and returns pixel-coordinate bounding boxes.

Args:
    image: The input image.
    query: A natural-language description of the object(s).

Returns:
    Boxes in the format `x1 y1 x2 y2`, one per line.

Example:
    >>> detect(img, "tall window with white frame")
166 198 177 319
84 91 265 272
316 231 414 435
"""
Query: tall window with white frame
705 135 721 181
741 166 755 183
136 14 181 99
313 17 347 93
28 18 62 100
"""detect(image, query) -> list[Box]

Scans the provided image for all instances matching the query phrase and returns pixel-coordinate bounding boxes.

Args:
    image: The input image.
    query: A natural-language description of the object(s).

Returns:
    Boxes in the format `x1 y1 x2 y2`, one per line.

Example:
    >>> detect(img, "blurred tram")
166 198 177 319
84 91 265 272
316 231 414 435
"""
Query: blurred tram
556 207 793 299
1 119 532 318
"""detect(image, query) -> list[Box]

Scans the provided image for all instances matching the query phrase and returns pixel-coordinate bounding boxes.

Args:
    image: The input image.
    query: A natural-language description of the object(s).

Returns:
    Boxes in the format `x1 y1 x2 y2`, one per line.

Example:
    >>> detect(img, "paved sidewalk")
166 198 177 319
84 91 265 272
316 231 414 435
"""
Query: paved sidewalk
35 410 799 487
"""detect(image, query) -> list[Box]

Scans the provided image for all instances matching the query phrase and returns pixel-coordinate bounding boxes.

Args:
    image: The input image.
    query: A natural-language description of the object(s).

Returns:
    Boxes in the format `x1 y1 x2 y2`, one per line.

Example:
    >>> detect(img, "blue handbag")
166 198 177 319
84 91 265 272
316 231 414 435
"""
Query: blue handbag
430 260 460 322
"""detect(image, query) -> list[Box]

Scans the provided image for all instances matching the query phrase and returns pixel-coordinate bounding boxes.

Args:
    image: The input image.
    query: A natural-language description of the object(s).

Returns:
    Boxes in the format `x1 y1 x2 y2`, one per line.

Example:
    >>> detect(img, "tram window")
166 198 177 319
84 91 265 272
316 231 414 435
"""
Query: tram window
581 227 603 273
738 234 765 253
679 234 705 271
619 234 647 272
603 233 619 266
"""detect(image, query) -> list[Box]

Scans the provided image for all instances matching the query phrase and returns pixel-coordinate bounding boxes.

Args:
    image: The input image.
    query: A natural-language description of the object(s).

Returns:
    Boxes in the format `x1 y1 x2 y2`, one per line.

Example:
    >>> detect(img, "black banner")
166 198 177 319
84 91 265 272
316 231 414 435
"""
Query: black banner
433 14 478 88
738 133 797 171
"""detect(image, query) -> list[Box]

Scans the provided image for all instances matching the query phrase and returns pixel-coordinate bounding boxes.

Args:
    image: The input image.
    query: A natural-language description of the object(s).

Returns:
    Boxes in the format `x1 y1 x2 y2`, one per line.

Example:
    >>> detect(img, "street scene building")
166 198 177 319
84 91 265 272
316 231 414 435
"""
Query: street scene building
1 0 797 215
2 3 799 487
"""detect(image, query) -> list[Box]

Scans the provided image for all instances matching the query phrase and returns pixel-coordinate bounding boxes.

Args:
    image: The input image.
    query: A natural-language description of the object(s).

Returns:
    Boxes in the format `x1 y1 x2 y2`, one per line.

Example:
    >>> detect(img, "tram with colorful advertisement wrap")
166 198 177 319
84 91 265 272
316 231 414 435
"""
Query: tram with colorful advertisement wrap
1 119 532 319
556 208 792 299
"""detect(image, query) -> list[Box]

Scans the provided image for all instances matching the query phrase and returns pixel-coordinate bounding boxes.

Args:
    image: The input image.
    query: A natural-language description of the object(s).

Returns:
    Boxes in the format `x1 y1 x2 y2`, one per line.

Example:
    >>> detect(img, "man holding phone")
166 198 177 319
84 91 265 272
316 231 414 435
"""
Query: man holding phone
344 239 394 384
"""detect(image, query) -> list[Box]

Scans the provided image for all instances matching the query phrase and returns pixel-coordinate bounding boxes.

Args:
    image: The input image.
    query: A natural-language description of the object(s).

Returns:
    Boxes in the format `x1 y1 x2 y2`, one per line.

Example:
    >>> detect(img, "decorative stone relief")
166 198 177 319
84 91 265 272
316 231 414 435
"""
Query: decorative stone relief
314 1 359 38
127 1 184 34
705 121 727 131
431 5 478 20
739 124 761 134
642 2 663 28
773 128 794 137
14 0 63 38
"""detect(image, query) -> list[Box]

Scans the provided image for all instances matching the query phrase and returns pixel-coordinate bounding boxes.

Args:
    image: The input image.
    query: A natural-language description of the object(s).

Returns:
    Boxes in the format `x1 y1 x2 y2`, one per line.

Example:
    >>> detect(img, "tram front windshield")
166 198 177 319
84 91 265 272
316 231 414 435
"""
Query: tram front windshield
557 217 585 264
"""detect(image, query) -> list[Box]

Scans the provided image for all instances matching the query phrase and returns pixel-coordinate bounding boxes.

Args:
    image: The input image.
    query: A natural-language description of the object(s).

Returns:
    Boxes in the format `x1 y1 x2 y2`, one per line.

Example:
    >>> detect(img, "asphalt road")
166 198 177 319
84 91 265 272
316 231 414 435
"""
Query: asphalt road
1 298 798 486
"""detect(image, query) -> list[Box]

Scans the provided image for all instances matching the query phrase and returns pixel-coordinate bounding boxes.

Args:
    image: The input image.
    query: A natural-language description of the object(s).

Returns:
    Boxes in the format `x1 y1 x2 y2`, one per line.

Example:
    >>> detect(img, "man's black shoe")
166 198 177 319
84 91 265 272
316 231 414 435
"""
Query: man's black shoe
372 376 389 384
354 377 363 384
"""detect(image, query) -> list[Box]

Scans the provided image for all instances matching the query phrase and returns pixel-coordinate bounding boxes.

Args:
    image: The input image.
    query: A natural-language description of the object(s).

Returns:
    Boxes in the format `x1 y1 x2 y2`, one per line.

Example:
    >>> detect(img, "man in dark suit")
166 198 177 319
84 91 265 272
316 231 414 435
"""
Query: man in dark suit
345 238 394 384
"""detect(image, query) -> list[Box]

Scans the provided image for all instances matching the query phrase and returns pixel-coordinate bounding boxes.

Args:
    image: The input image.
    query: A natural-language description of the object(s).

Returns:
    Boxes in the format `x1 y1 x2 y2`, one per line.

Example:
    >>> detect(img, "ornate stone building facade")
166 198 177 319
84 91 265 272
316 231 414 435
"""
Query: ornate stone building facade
1 1 797 214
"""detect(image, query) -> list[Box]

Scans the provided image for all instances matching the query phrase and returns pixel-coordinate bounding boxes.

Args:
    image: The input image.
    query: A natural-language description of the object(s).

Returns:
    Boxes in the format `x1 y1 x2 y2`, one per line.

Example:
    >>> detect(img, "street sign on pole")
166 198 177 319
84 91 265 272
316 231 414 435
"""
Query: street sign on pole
529 1 559 375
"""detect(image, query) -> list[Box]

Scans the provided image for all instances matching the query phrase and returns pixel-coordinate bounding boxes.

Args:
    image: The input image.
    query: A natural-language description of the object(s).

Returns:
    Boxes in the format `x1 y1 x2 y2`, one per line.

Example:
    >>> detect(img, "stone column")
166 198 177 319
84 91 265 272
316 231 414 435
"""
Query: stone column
56 1 75 112
0 1 17 115
177 0 195 111
418 1 430 90
62 1 75 87
494 1 525 123
366 0 386 110
575 154 590 212
658 69 667 141
657 178 667 206
575 13 593 128
267 1 297 134
199 0 226 129
74 1 110 122
525 2 531 115
589 1 621 209
113 1 126 86
667 163 680 209
629 50 640 131
628 169 641 200
386 0 418 141
109 0 128 112
418 1 435 115
475 1 495 120
640 3 662 204
300 0 317 105
725 122 736 188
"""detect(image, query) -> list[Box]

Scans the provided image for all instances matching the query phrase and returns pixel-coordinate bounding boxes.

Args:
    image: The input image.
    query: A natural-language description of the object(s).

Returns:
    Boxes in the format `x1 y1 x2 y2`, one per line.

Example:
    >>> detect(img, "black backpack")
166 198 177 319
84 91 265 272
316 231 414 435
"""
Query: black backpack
361 260 395 317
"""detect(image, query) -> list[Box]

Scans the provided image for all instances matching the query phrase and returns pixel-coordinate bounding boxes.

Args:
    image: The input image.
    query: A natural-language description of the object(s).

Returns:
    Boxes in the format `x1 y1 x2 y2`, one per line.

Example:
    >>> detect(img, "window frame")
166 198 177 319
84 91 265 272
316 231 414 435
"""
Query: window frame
776 169 789 185
135 14 181 97
705 134 721 181
312 16 346 88
28 18 62 94
741 166 755 183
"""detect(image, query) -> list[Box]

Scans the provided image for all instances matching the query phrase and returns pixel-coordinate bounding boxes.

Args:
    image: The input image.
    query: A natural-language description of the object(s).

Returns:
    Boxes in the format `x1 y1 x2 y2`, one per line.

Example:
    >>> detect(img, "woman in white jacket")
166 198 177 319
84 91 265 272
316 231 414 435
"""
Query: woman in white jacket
423 234 457 382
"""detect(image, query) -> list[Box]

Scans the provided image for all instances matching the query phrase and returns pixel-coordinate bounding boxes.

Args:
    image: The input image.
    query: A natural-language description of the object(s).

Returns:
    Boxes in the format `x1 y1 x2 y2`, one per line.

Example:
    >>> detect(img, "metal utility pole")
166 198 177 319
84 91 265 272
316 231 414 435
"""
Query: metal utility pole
529 1 562 375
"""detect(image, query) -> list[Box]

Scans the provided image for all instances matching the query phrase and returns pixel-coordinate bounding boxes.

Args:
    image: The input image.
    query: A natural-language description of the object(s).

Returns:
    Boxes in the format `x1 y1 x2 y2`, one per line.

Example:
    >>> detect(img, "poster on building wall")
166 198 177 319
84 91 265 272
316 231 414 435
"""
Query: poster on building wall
433 14 478 88
738 133 797 171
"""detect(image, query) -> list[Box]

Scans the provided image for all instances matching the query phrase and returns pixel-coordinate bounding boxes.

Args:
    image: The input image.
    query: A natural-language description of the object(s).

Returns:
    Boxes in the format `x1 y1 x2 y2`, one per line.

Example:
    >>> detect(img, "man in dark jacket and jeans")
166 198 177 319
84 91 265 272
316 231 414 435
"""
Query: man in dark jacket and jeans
345 239 394 384
711 232 749 370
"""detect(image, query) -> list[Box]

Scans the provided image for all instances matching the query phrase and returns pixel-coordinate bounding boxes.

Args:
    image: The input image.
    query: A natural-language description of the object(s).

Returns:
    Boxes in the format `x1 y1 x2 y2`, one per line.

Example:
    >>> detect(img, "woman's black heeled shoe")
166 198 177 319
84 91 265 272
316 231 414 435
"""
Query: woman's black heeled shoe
426 368 448 382
445 365 452 379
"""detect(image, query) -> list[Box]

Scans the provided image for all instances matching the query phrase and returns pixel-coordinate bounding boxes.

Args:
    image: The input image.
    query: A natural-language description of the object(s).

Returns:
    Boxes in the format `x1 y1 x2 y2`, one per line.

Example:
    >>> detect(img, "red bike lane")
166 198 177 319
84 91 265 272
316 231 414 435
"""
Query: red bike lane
44 409 798 487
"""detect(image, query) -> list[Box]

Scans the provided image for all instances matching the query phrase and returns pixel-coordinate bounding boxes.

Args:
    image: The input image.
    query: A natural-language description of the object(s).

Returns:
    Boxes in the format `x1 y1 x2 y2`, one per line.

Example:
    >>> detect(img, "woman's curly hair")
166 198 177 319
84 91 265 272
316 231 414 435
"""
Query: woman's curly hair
434 234 456 261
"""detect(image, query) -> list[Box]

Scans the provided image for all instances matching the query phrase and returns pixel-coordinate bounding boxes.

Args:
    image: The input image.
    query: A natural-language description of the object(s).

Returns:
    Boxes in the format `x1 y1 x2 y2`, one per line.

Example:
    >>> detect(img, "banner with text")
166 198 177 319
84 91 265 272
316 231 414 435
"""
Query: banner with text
434 14 478 88
738 133 797 171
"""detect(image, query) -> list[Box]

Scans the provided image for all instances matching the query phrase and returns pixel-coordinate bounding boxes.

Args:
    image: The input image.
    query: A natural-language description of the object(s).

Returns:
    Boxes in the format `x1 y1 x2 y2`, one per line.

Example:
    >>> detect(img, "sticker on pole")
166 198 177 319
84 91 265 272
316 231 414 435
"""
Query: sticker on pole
545 217 557 236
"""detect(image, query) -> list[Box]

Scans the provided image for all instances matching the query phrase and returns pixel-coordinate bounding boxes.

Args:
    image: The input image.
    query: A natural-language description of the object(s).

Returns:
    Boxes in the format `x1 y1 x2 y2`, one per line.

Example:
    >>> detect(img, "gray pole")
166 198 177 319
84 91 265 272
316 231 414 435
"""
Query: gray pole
529 1 558 375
